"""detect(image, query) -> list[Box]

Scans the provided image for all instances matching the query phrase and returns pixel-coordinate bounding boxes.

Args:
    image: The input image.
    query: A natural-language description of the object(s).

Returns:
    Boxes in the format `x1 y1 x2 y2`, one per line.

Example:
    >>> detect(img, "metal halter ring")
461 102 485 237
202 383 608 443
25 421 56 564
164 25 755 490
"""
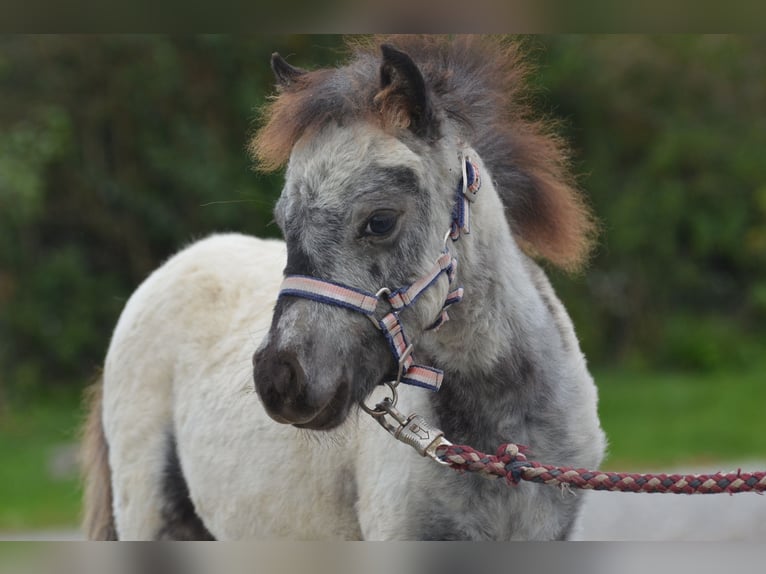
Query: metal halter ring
394 343 414 387
442 228 452 248
360 380 398 416
364 287 393 331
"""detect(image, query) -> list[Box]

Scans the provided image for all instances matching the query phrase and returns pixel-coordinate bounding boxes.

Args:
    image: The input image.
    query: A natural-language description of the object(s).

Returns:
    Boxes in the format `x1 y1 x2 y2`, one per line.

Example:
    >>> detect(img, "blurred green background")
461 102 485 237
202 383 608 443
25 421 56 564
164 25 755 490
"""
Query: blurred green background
0 35 764 532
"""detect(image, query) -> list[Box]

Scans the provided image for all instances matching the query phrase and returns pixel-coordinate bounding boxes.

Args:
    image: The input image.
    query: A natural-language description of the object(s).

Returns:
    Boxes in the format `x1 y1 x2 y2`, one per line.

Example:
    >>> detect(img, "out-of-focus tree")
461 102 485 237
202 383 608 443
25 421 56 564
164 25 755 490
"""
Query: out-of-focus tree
536 35 766 371
0 35 341 398
1 35 764 399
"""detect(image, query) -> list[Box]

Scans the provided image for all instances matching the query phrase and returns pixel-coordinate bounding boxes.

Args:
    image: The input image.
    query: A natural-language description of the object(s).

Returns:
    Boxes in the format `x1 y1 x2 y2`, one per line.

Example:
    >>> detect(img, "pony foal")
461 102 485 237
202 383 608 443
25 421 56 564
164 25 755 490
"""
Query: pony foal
83 36 606 540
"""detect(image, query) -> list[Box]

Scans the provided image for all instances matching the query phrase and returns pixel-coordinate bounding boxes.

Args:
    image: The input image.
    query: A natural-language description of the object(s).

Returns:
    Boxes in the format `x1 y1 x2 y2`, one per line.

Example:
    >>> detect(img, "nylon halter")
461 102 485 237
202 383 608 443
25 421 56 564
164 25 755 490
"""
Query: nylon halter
278 154 481 392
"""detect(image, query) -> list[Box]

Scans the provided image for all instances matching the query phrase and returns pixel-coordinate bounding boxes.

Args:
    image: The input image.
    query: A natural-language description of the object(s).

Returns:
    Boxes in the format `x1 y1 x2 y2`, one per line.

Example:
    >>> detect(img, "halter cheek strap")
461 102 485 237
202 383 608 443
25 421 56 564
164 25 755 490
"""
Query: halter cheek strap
277 154 481 393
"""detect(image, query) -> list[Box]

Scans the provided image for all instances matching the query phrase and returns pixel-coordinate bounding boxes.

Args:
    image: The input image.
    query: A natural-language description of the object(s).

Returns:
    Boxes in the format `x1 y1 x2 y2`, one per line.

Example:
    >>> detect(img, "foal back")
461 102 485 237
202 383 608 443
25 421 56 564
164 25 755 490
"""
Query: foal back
83 234 275 538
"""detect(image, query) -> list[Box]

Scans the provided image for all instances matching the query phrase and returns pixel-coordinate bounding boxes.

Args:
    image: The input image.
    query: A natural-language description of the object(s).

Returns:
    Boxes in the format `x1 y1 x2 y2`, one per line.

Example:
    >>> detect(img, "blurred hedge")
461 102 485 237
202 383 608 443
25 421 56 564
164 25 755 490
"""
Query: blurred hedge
535 36 766 370
1 35 765 399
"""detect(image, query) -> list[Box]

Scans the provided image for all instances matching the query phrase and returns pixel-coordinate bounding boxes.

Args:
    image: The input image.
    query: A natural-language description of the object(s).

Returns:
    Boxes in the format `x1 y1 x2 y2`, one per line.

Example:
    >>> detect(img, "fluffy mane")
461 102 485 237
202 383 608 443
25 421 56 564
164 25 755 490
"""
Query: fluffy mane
251 35 595 271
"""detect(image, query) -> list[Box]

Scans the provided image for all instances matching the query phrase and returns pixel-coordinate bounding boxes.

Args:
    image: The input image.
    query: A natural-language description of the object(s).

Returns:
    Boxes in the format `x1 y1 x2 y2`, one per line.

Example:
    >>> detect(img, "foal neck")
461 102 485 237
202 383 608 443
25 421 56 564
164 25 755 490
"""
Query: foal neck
420 171 577 450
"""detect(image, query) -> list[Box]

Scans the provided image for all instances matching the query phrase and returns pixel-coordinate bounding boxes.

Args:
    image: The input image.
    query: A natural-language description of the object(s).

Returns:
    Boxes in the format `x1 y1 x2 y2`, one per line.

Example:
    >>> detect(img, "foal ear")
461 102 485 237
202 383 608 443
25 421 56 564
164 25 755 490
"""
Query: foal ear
271 52 307 89
376 44 438 140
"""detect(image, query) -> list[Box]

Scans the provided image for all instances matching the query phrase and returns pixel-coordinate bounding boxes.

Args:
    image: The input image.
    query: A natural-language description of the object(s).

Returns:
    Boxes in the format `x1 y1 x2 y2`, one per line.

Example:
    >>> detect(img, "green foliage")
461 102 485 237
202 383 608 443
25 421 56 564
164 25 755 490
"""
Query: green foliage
0 391 83 529
1 35 765 398
1 38 764 530
539 35 766 370
0 36 342 396
596 362 766 469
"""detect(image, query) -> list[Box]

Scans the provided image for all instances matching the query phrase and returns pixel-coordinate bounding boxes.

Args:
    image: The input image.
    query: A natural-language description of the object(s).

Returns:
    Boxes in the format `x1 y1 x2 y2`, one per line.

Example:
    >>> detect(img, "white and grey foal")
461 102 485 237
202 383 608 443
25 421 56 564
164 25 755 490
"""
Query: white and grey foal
83 35 606 540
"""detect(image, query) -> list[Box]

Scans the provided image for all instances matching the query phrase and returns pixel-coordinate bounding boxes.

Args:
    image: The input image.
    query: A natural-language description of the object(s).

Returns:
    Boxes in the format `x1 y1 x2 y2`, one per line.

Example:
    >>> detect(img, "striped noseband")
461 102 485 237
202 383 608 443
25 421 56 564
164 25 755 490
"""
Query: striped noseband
277 154 481 392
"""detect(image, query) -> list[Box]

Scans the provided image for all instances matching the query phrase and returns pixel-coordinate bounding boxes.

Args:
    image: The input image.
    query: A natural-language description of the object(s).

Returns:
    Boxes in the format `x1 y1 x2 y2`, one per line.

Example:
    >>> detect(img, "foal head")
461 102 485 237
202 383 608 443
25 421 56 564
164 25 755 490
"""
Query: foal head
251 36 594 430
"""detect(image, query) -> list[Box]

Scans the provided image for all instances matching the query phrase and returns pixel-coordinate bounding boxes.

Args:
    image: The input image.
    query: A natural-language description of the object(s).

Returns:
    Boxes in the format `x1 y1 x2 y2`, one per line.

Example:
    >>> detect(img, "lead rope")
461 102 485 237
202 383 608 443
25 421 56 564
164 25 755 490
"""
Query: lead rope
364 397 766 494
437 443 766 495
359 153 765 494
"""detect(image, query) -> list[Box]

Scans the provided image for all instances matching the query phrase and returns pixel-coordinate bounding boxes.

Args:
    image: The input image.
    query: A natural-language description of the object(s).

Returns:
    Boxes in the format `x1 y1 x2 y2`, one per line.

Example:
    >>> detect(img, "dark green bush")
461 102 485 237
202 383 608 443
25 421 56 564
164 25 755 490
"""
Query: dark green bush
1 35 764 397
541 35 766 370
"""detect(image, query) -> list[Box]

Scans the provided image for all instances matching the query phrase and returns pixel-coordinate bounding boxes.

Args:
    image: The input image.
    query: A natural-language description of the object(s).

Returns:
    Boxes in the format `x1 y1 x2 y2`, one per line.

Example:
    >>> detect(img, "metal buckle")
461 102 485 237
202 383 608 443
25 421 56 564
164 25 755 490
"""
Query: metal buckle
361 395 452 464
360 380 398 416
393 343 414 387
461 152 469 198
461 153 479 202
359 339 412 410
365 287 393 331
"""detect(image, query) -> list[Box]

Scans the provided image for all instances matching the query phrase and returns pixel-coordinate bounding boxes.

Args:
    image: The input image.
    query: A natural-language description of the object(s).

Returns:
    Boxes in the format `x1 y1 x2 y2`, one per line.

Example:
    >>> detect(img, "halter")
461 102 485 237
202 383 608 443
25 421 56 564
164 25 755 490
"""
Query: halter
277 153 481 393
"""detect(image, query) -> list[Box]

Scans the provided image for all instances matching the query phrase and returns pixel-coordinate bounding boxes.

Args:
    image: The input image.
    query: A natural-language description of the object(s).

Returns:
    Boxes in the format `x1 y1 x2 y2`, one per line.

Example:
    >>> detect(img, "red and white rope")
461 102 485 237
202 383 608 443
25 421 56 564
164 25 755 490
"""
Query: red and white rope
435 443 766 494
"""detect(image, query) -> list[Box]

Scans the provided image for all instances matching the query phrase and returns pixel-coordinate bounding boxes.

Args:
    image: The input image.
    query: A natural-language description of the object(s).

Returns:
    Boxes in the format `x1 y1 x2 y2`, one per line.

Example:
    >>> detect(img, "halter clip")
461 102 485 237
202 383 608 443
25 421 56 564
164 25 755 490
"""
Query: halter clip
364 396 453 464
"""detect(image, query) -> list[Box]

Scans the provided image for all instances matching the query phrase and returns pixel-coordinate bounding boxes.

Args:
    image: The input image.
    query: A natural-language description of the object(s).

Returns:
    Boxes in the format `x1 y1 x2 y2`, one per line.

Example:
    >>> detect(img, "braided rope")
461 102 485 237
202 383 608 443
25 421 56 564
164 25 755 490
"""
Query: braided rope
435 443 766 494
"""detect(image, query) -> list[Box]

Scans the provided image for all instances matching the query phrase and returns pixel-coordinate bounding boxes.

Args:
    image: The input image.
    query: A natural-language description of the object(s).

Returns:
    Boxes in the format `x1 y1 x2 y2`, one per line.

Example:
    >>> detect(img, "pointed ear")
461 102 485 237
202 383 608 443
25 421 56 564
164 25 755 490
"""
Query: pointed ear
271 52 307 90
376 44 438 140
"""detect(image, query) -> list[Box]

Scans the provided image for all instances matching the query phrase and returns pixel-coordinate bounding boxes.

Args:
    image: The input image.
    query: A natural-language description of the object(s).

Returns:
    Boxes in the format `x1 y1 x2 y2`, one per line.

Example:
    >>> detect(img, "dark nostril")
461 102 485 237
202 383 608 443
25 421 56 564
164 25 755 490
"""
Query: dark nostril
254 348 300 388
276 350 302 385
268 350 305 398
253 347 311 423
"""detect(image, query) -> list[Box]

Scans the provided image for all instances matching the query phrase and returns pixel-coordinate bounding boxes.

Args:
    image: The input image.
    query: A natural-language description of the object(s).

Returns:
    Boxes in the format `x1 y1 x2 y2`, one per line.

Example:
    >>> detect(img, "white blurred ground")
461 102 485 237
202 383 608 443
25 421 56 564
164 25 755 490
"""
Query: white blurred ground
0 529 81 541
575 460 766 541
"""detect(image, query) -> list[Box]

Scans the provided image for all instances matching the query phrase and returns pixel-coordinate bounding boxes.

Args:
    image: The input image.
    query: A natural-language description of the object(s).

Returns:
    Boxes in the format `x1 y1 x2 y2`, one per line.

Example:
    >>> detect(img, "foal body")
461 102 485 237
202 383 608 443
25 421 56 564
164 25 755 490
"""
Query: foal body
101 151 603 540
86 36 606 540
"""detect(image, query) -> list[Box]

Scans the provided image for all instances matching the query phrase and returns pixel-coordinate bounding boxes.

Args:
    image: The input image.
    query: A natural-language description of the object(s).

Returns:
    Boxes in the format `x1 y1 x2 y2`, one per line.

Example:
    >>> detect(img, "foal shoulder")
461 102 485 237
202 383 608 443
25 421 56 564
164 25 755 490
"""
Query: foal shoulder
139 232 284 307
160 233 286 290
110 233 286 360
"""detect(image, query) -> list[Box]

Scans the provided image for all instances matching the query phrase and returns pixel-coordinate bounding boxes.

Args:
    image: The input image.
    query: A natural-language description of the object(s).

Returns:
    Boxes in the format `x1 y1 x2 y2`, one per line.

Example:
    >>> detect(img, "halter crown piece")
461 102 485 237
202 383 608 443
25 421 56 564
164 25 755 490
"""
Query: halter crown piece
278 153 481 392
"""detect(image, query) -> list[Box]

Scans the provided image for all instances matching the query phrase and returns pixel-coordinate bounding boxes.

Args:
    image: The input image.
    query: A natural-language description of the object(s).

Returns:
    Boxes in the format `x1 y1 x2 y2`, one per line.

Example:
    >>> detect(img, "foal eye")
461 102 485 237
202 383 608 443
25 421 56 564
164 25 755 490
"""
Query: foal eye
363 211 398 237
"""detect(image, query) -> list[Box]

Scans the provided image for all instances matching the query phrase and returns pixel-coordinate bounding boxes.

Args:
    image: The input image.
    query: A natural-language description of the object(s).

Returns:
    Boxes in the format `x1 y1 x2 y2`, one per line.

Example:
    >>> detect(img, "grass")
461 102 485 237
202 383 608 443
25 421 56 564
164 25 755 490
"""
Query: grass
0 391 84 531
0 364 764 531
596 365 766 470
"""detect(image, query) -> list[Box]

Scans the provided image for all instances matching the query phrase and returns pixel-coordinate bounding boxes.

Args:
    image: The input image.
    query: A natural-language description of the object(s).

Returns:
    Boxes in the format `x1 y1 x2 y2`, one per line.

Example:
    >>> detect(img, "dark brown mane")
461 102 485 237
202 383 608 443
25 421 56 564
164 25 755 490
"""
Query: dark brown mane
251 35 595 271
